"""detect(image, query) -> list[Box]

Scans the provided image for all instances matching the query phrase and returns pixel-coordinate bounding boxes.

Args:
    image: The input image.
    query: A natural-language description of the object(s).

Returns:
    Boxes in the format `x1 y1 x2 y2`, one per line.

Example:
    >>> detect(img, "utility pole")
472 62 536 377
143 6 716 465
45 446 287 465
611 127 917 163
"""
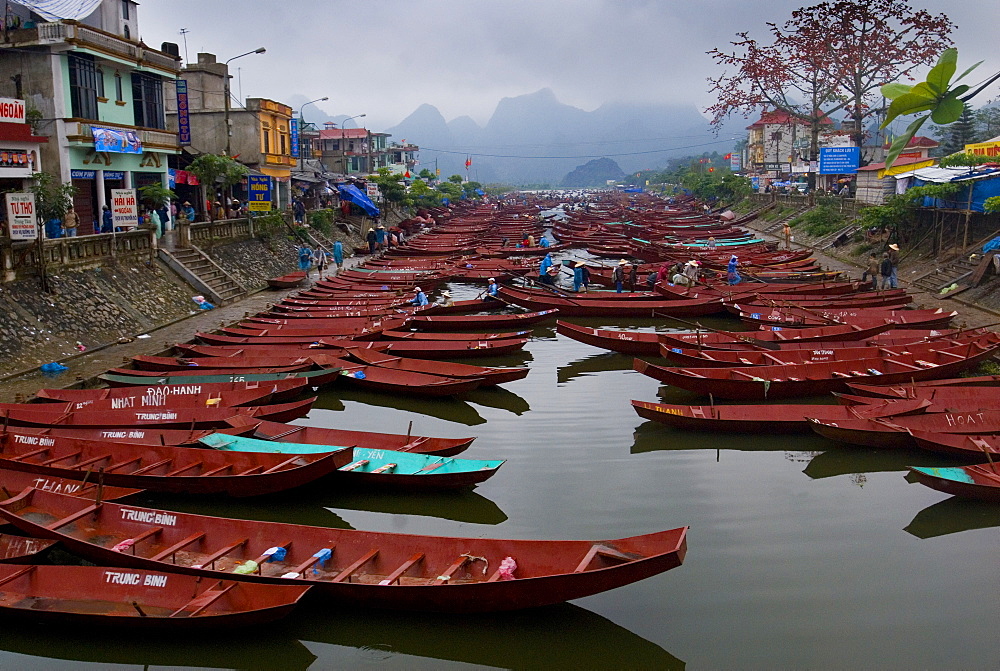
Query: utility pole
178 28 190 63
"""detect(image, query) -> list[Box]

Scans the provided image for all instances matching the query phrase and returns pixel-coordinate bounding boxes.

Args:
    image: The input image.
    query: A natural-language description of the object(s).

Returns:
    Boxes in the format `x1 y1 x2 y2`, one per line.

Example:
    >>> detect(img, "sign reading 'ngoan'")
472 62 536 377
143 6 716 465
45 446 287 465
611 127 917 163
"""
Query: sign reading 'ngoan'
0 97 25 124
5 192 38 240
247 175 272 211
111 189 138 230
819 147 860 174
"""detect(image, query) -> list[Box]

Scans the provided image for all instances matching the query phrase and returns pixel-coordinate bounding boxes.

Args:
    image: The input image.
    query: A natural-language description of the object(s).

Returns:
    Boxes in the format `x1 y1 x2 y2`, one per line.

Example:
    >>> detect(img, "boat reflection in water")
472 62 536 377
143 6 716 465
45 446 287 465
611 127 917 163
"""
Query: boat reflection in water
327 487 508 525
557 351 634 384
630 420 830 456
905 495 1000 539
0 624 318 670
801 447 939 481
147 493 355 529
294 601 685 669
321 389 487 426
463 385 531 415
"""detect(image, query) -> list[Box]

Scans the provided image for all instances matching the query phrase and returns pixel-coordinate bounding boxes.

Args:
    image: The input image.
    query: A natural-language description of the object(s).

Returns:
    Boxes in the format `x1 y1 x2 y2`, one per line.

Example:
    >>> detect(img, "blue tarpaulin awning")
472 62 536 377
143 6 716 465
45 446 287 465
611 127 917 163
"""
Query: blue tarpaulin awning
337 184 380 217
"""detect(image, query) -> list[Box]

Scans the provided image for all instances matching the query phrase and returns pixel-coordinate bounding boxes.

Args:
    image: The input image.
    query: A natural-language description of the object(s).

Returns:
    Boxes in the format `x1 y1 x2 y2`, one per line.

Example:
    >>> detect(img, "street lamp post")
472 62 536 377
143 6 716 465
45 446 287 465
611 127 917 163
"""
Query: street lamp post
297 97 328 160
223 47 266 157
337 114 365 174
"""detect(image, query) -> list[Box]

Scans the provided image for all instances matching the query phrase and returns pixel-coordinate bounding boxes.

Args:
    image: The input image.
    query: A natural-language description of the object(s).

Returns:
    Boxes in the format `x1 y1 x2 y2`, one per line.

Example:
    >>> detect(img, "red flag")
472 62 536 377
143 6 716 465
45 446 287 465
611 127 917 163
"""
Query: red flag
465 156 472 170
404 170 411 178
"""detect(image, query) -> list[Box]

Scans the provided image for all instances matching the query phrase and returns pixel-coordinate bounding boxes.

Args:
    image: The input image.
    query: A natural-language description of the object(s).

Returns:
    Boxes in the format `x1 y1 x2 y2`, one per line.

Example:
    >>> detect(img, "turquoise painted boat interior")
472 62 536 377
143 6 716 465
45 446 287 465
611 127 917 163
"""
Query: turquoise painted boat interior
200 434 503 474
911 466 975 484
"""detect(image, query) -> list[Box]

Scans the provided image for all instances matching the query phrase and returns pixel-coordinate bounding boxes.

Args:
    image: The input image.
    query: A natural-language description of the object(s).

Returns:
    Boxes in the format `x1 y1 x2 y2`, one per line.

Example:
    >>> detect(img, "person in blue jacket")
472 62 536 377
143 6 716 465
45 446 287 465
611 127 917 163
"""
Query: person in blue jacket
333 240 344 274
727 255 742 285
409 286 428 306
539 252 554 285
481 277 499 301
539 236 550 248
100 205 114 233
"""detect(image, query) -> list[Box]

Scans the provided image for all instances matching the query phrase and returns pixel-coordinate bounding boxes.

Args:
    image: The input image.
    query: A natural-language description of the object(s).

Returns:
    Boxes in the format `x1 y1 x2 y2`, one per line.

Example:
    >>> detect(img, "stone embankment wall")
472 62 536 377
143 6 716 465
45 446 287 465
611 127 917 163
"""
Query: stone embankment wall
206 236 299 292
0 260 194 372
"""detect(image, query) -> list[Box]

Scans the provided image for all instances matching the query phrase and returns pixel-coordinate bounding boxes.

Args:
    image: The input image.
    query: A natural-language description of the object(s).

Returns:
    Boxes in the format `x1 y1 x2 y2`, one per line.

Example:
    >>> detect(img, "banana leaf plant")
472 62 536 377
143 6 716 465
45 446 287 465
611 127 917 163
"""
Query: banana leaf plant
881 48 1000 168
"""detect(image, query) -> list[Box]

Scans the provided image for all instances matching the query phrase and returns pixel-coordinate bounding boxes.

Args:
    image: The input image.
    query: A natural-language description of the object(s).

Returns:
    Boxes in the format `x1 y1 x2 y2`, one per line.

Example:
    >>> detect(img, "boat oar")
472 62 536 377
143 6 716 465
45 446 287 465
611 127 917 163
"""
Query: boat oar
651 312 782 351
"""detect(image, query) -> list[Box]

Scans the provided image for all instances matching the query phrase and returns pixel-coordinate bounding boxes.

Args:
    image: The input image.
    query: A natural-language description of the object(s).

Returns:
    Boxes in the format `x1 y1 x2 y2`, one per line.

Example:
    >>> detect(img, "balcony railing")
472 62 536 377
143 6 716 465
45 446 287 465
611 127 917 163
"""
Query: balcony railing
68 122 179 150
264 154 295 166
4 21 181 74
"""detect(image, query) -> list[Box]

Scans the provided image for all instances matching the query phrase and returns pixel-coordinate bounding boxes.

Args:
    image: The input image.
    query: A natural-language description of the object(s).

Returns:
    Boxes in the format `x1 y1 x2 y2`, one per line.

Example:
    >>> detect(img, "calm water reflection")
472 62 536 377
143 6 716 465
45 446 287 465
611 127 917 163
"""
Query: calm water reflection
3 286 998 669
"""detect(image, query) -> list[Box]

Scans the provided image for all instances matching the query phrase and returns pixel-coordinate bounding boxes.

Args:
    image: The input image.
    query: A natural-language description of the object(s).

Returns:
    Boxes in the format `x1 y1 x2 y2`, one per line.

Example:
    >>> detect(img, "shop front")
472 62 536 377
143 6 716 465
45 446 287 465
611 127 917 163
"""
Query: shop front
0 98 47 196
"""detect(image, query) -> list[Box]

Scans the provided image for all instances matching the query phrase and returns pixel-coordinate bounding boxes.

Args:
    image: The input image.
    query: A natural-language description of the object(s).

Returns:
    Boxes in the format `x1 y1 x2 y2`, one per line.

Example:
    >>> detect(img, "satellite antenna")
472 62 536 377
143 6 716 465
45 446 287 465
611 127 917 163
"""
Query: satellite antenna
179 28 190 64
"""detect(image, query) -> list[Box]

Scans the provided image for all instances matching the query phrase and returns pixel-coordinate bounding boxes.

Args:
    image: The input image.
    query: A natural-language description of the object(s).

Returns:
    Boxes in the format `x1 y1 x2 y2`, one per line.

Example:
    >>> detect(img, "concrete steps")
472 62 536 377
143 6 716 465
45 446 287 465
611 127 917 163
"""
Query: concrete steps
911 256 979 293
159 246 247 305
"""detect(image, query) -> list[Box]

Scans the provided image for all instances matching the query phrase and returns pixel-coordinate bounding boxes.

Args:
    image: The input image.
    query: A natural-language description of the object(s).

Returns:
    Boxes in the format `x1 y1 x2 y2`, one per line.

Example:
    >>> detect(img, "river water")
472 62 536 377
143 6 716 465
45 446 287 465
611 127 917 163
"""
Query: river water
2 280 997 670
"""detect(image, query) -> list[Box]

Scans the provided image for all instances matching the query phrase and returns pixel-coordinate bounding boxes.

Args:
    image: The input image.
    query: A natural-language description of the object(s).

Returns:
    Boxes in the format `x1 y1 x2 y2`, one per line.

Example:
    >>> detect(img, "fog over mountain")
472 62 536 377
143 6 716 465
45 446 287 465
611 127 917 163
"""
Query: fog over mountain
384 89 727 186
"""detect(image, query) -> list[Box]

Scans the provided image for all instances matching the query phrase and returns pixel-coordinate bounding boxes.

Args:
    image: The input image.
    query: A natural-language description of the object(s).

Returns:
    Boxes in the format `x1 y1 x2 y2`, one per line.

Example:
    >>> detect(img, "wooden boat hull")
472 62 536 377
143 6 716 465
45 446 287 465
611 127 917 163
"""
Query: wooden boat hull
0 432 349 497
408 309 559 331
226 419 475 457
267 271 307 289
0 564 310 629
657 323 892 351
100 368 342 388
0 489 687 613
907 464 1000 502
348 349 530 385
34 379 310 405
631 398 930 433
0 534 57 562
556 321 661 355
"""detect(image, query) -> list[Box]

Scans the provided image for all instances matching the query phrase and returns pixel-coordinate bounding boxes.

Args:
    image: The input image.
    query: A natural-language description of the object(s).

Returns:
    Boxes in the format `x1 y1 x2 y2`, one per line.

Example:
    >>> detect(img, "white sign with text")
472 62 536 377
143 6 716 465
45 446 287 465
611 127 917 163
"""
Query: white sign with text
5 192 37 240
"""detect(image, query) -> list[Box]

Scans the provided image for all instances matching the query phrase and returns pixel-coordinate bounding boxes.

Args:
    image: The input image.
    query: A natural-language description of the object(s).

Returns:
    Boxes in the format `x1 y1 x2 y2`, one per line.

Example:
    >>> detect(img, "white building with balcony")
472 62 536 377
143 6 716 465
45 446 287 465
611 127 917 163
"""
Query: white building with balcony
0 0 181 230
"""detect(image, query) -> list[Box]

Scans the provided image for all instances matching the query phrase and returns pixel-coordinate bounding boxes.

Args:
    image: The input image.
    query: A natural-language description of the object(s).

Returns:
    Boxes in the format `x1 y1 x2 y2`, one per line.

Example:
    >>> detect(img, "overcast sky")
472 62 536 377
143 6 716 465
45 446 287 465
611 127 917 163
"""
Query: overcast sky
139 0 1000 131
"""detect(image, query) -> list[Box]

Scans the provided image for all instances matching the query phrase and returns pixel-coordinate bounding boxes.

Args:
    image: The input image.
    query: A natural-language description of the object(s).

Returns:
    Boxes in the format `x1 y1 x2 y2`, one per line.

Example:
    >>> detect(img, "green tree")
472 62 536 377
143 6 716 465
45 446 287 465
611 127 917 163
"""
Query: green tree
187 154 249 219
448 175 464 184
408 179 442 206
28 172 76 222
437 182 462 200
138 183 175 211
418 169 433 179
368 168 407 216
974 106 1000 142
938 103 977 154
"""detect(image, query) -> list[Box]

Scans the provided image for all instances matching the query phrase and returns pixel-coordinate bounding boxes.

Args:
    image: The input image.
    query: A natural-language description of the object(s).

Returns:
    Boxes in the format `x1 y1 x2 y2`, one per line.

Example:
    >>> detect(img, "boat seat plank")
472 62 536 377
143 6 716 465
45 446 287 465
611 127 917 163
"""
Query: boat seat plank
331 548 379 583
171 582 236 618
7 447 51 462
285 546 336 578
371 463 397 474
235 465 265 476
0 564 35 587
199 464 234 477
150 532 207 562
252 541 293 574
125 525 164 552
574 544 635 573
72 454 113 470
199 538 249 569
380 552 424 585
434 555 473 585
41 450 83 466
260 455 307 474
45 503 101 530
341 460 369 472
126 458 172 475
106 455 144 472
164 461 203 477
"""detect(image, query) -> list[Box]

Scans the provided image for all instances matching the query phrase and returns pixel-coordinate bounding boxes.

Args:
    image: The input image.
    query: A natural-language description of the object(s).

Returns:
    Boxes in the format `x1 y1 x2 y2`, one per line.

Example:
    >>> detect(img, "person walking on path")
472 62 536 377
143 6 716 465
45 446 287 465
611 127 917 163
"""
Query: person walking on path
627 261 638 292
879 252 893 291
782 222 792 250
297 244 313 284
61 206 79 237
333 240 344 275
100 205 113 233
375 224 387 251
612 259 626 293
366 228 377 255
312 247 328 279
887 243 900 288
573 261 587 292
862 254 879 290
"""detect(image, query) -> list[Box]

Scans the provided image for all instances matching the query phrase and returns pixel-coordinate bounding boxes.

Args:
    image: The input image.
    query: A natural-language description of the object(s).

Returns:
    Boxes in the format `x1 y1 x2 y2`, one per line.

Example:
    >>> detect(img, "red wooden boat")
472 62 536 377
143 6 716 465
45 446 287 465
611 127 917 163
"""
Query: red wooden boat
105 364 312 378
631 398 931 433
378 329 530 341
219 317 408 338
908 430 1000 460
0 398 316 429
407 309 559 331
0 534 56 561
657 333 1000 367
225 418 475 457
724 292 914 311
33 378 311 405
0 489 687 613
129 354 325 372
333 361 485 397
266 271 307 289
497 286 723 318
0 462 140 501
633 340 1000 400
0 564 310 628
348 348 530 385
835 386 1000 408
907 463 1000 502
27 387 279 412
174 343 350 359
807 411 1000 449
340 338 530 359
556 321 662 355
734 306 957 330
846 375 1000 398
0 432 348 497
0 425 251 449
657 323 930 352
